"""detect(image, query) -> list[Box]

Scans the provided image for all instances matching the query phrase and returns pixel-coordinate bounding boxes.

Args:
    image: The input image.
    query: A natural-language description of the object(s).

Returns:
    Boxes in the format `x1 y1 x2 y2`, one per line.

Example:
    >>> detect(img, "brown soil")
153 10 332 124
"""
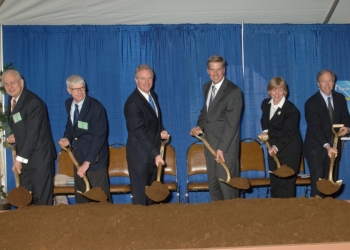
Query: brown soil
273 165 296 178
1 197 350 249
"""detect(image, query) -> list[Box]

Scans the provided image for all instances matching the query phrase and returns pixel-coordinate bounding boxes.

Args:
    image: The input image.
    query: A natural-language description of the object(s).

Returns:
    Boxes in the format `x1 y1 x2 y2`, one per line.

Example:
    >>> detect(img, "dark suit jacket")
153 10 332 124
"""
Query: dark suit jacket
304 91 350 159
7 88 56 169
63 96 109 170
197 78 242 160
124 88 164 166
260 98 303 157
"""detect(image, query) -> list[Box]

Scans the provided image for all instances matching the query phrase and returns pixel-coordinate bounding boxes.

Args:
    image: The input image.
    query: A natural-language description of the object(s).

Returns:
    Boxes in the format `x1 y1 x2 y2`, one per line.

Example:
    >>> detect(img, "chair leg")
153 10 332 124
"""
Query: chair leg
266 187 270 198
185 191 188 203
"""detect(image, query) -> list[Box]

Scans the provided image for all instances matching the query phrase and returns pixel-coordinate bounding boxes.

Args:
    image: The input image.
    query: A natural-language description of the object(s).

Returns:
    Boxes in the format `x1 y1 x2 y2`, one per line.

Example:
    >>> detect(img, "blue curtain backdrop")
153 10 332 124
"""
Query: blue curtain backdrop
3 24 350 203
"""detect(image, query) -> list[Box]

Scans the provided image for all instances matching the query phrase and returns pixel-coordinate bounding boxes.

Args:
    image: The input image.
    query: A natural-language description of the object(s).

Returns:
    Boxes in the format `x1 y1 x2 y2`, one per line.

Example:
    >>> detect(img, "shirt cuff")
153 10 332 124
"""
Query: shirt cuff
16 155 28 164
323 143 330 148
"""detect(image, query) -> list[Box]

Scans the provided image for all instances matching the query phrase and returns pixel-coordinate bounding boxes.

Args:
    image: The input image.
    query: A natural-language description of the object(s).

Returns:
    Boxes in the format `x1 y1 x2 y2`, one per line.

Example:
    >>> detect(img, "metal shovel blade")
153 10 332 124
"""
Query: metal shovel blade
6 142 32 207
194 133 250 190
58 142 107 202
317 124 344 195
146 138 170 202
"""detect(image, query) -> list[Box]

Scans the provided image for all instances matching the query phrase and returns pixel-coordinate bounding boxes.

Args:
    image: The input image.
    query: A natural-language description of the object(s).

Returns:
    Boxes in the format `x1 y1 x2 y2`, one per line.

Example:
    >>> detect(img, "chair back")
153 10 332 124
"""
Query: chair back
108 145 129 177
164 144 176 176
240 138 266 172
187 142 207 176
57 150 74 177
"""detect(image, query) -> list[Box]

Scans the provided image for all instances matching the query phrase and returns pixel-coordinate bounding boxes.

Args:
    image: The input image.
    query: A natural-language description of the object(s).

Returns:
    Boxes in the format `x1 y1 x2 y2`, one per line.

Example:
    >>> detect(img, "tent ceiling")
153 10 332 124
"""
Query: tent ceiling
0 0 349 25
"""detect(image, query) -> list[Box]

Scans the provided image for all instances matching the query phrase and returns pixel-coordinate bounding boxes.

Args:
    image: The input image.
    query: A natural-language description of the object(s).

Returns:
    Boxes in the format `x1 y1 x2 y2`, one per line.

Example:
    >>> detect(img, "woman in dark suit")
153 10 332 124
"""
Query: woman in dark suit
259 77 303 198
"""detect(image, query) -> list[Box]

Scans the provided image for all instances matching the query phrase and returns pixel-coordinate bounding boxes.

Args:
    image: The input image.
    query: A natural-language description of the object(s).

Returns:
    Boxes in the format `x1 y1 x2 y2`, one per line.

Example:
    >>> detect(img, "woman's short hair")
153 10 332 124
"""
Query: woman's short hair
267 76 288 96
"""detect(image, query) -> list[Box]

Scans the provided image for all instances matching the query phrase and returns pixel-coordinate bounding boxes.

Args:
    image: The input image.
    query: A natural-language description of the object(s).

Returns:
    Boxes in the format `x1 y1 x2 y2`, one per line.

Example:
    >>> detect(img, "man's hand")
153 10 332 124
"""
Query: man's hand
155 154 165 167
339 127 350 137
6 134 16 144
58 138 70 147
160 130 170 140
268 145 278 156
12 160 23 174
190 126 202 136
215 150 225 163
326 145 338 158
77 161 90 178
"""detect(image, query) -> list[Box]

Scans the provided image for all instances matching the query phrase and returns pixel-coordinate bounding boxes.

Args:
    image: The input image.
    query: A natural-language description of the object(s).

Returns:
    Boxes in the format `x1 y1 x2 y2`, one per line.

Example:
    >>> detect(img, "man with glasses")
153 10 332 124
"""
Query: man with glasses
59 74 111 203
3 69 56 206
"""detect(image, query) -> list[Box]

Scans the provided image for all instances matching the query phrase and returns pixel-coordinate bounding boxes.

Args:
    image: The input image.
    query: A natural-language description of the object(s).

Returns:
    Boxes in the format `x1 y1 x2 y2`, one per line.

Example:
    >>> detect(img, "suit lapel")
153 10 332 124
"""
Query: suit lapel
78 96 91 122
135 89 158 119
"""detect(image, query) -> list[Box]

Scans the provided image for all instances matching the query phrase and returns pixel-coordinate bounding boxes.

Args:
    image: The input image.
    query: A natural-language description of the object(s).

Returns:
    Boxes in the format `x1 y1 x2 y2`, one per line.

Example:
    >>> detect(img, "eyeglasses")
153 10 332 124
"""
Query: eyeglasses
2 80 20 88
70 86 86 93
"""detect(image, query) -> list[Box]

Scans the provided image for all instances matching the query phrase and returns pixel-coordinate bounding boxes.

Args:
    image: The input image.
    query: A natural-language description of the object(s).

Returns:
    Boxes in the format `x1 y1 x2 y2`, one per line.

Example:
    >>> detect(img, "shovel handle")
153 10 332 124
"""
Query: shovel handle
6 141 20 188
156 137 170 181
194 133 231 181
58 141 90 192
328 124 343 182
258 135 282 168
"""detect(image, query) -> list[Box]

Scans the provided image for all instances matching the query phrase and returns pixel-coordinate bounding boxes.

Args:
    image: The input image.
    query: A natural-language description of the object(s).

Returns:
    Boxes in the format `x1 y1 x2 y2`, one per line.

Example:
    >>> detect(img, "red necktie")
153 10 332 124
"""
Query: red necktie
12 99 16 111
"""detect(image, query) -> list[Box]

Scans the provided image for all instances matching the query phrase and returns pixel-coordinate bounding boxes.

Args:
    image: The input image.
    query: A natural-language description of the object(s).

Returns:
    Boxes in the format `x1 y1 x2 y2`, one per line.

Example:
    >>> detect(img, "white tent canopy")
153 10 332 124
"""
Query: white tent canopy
0 0 349 25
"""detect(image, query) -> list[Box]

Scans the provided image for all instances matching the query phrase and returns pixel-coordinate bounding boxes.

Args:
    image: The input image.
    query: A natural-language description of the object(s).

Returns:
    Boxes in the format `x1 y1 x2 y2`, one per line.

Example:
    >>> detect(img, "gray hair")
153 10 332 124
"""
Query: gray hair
134 64 154 78
1 69 23 81
66 75 86 88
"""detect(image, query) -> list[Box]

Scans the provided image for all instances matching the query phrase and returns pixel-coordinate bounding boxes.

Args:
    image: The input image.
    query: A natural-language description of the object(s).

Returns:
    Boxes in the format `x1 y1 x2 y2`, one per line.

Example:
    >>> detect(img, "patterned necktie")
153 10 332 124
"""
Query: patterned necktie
73 104 79 125
12 98 17 111
148 94 155 111
209 86 216 107
328 97 333 124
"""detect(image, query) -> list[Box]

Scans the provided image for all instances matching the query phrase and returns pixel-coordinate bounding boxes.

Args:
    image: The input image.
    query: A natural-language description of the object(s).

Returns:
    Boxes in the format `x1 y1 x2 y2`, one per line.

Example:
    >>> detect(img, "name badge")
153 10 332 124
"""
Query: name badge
78 121 88 130
13 112 22 123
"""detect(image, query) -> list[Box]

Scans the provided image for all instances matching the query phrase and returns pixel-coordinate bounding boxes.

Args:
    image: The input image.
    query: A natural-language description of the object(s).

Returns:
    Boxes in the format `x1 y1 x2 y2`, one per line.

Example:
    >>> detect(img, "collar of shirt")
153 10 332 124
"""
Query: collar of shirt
137 87 151 100
206 77 225 109
319 90 333 107
268 96 286 119
70 98 85 123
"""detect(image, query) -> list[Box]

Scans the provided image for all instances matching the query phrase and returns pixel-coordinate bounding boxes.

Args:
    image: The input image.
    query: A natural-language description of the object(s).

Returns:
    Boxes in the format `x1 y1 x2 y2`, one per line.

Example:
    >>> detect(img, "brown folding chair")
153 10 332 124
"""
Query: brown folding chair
108 145 132 200
53 150 75 195
240 138 270 198
162 144 180 202
295 156 311 197
185 142 209 203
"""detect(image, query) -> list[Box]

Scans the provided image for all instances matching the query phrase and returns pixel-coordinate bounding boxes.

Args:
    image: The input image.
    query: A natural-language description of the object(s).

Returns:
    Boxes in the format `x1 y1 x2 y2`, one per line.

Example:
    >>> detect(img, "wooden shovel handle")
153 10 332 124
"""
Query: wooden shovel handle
156 137 170 181
58 141 90 192
328 124 343 182
6 141 20 188
258 135 282 168
194 133 231 181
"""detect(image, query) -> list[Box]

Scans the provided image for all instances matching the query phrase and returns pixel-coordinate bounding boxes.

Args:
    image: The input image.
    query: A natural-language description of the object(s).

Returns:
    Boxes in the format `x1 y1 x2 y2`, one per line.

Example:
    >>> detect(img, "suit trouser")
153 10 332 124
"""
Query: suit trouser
268 153 300 198
74 166 112 204
306 153 340 198
128 162 157 206
206 154 239 201
20 160 54 206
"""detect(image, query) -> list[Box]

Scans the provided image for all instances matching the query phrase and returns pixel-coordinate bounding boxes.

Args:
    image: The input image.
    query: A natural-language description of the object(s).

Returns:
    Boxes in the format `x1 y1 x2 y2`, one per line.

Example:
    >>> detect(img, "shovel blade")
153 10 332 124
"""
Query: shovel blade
146 181 170 202
7 186 32 207
316 179 341 195
78 187 108 202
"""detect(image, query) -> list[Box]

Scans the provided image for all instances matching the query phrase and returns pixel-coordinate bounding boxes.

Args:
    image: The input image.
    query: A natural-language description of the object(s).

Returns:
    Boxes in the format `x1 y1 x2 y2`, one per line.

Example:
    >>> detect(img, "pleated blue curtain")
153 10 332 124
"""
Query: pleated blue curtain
3 24 350 202
3 24 242 203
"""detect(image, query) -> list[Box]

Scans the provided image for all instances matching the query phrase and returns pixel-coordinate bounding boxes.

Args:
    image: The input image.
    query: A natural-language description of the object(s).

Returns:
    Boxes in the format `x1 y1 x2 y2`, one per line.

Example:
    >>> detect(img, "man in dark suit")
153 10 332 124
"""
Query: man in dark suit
59 75 111 203
3 69 56 205
124 64 169 205
304 69 350 197
190 55 243 201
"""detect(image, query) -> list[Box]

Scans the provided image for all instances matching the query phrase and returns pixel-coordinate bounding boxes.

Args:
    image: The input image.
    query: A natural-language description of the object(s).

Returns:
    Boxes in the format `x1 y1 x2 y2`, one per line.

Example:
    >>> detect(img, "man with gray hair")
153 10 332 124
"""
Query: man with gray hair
3 69 56 206
59 75 111 203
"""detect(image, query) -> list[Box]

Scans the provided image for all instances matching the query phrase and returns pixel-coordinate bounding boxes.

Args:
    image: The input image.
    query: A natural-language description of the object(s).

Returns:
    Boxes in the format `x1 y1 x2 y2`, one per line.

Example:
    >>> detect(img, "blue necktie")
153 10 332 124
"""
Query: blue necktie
73 104 79 125
209 86 216 107
148 94 155 111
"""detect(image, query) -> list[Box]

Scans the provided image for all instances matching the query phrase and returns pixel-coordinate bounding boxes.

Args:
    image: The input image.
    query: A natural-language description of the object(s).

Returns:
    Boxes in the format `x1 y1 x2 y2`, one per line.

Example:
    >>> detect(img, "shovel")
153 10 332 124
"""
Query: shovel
194 133 250 190
316 124 343 195
58 141 107 202
258 135 295 178
145 137 170 202
6 142 32 207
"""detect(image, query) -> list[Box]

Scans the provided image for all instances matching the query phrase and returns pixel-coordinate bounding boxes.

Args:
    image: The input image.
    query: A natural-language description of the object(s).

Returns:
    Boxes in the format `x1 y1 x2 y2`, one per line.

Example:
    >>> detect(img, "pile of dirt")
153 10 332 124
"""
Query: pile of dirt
1 197 350 249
